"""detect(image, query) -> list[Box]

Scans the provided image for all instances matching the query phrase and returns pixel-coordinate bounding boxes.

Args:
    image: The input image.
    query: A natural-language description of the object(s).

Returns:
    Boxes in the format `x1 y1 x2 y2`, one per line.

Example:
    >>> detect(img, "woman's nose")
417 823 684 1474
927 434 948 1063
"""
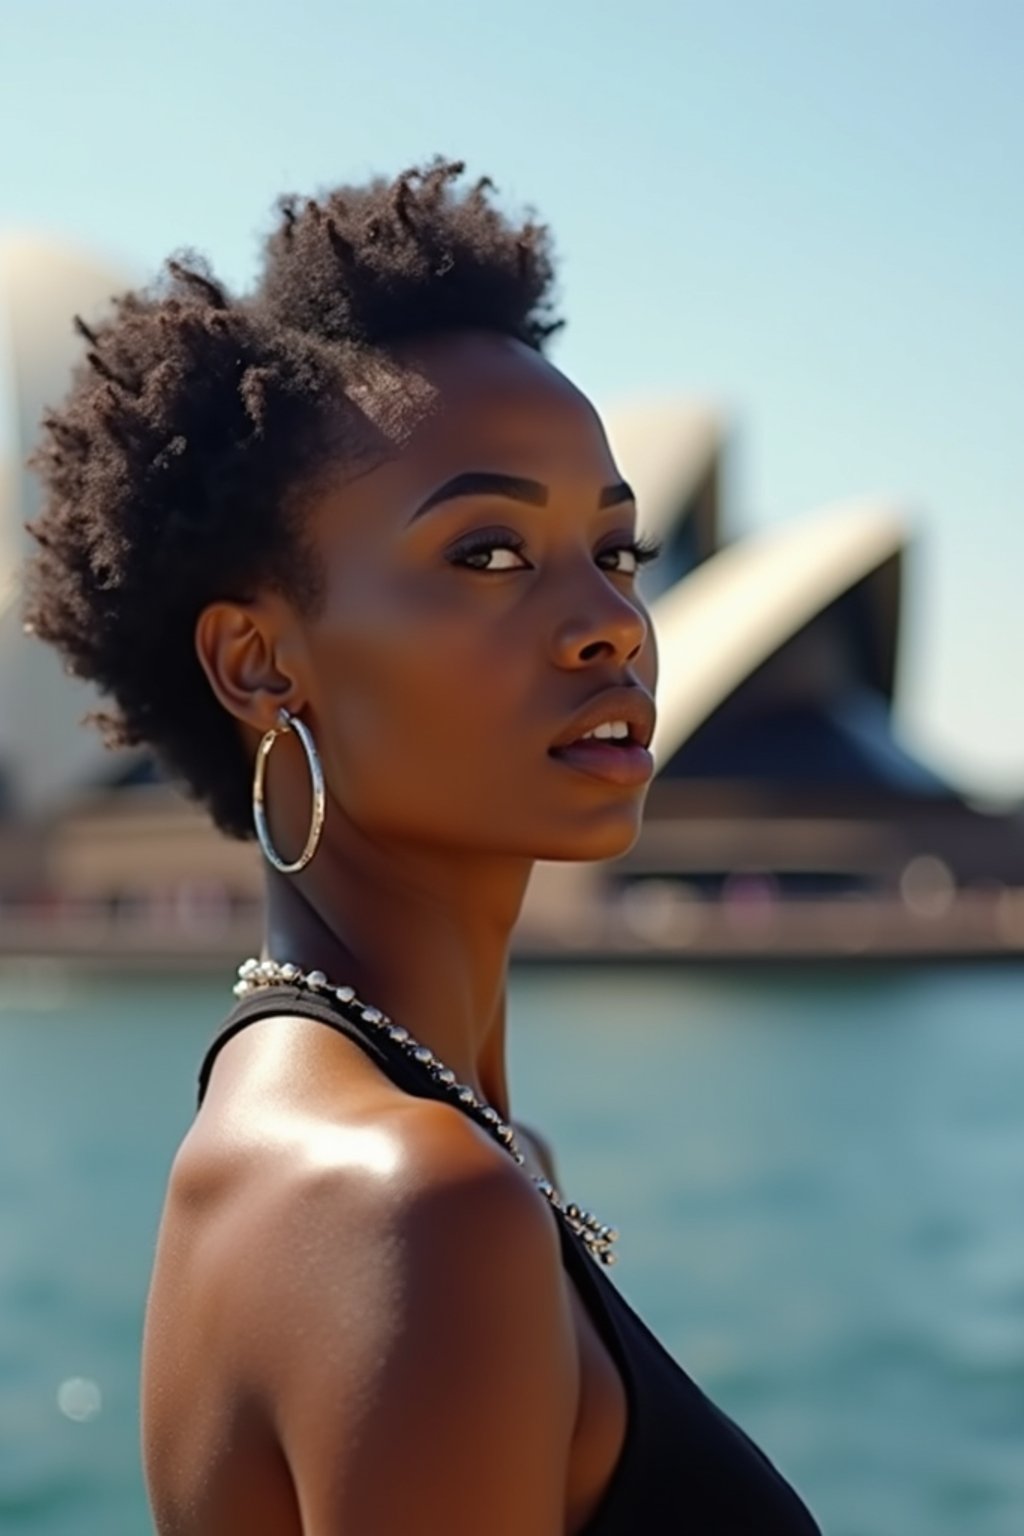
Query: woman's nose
548 578 650 670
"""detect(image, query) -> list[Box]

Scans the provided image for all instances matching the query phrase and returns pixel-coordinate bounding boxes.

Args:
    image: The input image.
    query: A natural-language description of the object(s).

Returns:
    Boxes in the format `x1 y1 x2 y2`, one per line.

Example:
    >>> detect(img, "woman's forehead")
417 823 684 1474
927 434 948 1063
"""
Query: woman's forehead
319 330 613 525
392 331 609 477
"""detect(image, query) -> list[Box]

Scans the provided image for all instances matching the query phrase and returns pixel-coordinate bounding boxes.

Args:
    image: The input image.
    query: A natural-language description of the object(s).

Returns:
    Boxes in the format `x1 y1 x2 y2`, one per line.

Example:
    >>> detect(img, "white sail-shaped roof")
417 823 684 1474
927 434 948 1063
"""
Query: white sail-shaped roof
600 398 722 548
0 234 138 817
648 498 909 769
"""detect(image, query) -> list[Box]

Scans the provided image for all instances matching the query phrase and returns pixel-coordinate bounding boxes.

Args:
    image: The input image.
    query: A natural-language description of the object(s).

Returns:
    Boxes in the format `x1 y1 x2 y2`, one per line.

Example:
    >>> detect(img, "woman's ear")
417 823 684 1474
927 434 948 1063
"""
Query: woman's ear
193 593 305 736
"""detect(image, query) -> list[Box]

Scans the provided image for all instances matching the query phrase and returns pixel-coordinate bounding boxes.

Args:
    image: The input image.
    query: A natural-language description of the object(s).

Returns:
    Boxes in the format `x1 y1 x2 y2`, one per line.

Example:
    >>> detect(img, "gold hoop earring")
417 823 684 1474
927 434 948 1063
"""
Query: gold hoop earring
252 705 326 873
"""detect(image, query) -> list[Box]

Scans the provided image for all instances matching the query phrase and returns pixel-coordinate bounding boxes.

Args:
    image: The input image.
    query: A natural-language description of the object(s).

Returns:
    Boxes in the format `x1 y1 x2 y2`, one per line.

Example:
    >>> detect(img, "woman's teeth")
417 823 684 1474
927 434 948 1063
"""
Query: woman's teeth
579 720 630 742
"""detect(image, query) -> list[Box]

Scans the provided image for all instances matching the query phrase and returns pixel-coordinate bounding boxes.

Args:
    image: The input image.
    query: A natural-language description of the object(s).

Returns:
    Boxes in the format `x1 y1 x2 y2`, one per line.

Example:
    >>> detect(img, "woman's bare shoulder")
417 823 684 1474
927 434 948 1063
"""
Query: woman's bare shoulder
207 1092 561 1336
152 1096 577 1534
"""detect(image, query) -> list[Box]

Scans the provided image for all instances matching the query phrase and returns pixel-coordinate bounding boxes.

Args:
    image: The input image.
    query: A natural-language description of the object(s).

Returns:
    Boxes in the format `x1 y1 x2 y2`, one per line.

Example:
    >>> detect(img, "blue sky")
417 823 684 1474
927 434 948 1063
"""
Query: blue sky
2 0 1021 795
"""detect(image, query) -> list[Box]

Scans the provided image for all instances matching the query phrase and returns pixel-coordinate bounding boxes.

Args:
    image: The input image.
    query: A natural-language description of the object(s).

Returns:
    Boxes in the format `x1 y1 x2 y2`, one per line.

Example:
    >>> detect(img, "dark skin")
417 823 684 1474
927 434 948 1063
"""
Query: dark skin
195 328 658 1120
146 329 659 1535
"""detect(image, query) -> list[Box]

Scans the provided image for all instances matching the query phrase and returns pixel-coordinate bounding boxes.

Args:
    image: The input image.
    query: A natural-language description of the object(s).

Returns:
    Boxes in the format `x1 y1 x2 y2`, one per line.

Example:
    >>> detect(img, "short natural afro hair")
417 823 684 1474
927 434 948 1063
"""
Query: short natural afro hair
21 157 564 840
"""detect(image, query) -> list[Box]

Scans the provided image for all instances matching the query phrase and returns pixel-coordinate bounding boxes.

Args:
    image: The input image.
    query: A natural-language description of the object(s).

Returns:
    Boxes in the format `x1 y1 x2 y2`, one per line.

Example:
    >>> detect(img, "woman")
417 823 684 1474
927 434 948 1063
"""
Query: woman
23 158 823 1534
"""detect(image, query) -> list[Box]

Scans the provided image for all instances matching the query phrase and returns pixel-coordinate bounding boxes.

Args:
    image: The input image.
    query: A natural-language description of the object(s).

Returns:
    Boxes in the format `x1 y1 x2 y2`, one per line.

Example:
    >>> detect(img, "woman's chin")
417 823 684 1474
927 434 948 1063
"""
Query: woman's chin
532 813 646 864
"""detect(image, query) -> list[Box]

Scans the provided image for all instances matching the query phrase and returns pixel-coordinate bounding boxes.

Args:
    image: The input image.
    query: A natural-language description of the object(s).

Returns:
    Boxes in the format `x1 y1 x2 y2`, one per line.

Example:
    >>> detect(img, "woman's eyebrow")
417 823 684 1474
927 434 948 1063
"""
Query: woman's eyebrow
408 471 634 522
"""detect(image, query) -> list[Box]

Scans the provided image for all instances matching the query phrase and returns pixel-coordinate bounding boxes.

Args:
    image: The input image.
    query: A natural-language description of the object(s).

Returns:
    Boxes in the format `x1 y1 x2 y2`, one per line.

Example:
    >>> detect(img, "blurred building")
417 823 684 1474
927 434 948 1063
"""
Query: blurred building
0 235 136 821
2 233 1023 964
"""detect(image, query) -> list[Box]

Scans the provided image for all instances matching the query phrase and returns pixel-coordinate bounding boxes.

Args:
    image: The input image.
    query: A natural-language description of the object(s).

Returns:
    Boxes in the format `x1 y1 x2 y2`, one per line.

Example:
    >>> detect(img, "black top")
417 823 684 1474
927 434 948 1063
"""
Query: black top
196 984 824 1535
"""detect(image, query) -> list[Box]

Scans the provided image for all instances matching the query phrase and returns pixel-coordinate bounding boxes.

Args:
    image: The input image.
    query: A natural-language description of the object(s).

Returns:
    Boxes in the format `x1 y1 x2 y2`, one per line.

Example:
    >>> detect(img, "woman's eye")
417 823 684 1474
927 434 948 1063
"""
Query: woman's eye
450 538 530 572
601 546 640 576
598 534 664 576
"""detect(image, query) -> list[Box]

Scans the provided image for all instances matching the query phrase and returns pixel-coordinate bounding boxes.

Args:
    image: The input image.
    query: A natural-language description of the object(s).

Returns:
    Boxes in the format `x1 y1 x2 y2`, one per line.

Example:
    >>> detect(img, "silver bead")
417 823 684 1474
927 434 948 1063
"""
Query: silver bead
481 1107 500 1125
413 1046 434 1064
232 980 249 997
457 1087 476 1104
388 1025 410 1042
280 962 300 982
239 957 260 978
361 1007 385 1024
335 985 356 1003
306 969 327 988
437 1067 456 1085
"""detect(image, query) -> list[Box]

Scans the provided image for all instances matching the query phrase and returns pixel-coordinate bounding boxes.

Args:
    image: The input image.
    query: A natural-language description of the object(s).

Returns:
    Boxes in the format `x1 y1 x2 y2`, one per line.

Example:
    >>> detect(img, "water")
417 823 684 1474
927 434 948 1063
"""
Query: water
1 961 1022 1536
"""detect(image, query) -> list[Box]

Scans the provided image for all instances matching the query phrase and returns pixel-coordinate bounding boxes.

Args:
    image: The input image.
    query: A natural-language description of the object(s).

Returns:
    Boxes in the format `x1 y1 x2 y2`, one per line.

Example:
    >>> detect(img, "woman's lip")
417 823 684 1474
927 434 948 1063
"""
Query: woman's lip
547 740 654 787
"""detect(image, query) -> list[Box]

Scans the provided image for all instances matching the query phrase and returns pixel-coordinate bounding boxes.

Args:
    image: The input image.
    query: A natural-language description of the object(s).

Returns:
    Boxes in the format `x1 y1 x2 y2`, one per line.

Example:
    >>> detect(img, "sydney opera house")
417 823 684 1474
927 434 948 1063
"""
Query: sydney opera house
1 234 1023 963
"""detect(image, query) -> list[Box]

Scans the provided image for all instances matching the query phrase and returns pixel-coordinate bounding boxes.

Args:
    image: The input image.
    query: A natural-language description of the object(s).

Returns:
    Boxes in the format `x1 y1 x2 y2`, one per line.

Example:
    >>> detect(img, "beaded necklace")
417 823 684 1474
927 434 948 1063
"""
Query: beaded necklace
233 957 619 1266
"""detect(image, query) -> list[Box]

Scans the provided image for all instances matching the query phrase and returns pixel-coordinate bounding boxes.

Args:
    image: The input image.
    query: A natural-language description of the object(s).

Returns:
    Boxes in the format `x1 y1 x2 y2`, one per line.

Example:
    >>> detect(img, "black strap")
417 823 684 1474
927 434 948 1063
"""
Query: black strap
196 983 458 1113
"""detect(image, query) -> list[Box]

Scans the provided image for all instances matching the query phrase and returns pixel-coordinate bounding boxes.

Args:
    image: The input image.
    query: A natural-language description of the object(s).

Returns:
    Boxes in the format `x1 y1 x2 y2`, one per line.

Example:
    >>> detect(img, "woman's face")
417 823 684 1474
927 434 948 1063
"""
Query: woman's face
289 328 658 865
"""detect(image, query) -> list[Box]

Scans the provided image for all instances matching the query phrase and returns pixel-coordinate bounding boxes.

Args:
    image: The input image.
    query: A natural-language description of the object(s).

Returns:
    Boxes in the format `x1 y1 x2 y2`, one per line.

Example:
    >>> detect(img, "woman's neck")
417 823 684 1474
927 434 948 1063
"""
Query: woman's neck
261 840 534 1122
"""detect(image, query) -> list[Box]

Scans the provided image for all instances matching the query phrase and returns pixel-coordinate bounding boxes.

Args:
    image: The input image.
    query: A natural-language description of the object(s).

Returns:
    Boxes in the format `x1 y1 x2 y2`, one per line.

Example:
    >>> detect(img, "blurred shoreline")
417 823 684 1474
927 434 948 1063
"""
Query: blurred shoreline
2 887 1022 970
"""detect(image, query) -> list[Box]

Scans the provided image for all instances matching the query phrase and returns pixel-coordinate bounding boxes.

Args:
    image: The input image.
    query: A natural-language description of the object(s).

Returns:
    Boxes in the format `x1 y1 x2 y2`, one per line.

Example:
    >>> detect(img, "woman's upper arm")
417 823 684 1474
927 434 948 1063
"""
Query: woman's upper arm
252 1117 580 1535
